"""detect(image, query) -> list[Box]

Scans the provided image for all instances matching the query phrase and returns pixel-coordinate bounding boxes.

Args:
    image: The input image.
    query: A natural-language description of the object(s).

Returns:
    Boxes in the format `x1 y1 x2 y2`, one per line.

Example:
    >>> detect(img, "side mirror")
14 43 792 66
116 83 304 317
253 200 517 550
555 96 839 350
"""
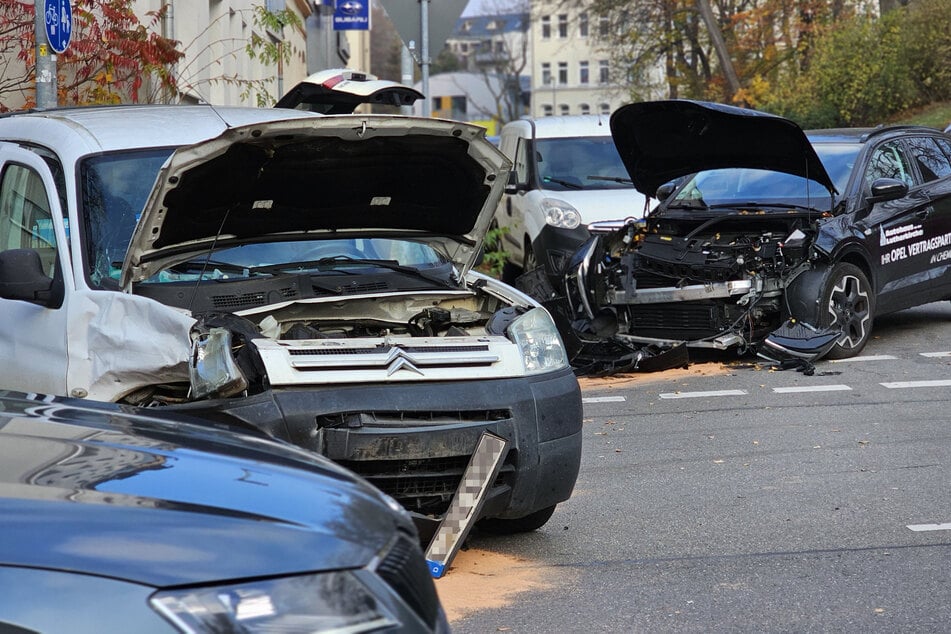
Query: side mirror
504 170 525 195
0 249 62 308
867 177 908 204
655 182 677 200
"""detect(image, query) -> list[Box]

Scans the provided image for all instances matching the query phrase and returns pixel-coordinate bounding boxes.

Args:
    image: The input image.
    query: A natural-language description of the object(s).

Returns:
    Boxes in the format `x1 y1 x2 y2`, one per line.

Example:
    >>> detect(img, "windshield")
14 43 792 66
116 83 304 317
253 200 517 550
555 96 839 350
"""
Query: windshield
670 143 861 211
140 238 450 284
81 148 174 287
535 136 631 191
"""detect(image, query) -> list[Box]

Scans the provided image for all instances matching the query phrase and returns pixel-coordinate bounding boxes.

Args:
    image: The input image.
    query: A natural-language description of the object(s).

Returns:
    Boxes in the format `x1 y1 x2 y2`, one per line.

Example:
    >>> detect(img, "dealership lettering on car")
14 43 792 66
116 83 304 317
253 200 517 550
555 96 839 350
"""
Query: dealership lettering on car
882 230 951 265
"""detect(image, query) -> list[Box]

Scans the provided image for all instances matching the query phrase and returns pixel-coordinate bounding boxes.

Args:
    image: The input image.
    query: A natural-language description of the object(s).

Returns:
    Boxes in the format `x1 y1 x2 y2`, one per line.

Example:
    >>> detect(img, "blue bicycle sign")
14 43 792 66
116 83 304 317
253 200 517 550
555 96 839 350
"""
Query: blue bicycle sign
44 0 72 54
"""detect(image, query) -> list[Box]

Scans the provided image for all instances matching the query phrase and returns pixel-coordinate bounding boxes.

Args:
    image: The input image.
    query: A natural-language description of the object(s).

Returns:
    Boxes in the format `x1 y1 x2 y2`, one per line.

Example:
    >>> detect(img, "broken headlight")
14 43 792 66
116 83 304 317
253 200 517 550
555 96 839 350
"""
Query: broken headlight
189 327 248 399
508 307 569 375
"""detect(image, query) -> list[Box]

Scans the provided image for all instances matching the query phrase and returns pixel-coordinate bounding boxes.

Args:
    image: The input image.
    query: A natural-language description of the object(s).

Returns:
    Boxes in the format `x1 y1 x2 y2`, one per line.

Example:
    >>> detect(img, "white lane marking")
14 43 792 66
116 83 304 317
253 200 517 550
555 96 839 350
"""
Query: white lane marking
920 351 951 358
659 389 747 400
829 355 897 363
907 523 951 532
582 396 627 404
773 385 853 394
881 380 951 389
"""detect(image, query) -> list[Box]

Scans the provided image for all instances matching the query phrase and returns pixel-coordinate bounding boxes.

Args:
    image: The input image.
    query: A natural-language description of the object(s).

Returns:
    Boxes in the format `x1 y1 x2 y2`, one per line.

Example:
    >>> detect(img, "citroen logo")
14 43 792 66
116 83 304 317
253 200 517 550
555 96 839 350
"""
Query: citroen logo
384 348 423 376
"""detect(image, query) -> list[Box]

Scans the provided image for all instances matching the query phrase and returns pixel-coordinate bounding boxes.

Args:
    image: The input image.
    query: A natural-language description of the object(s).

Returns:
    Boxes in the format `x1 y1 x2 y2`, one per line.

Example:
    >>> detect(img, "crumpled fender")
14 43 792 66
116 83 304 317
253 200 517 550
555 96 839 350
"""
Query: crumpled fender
783 265 836 325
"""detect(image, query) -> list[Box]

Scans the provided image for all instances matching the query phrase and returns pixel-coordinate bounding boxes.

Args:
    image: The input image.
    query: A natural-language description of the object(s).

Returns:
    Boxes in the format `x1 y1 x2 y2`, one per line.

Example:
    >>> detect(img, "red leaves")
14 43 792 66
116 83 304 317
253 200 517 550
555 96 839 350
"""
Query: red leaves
0 0 182 106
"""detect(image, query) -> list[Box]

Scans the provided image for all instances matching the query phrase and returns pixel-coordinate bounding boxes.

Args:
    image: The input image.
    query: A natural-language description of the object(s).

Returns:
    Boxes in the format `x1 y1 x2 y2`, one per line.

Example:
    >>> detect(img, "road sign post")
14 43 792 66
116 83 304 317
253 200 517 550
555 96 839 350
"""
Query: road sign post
35 0 71 108
380 0 467 117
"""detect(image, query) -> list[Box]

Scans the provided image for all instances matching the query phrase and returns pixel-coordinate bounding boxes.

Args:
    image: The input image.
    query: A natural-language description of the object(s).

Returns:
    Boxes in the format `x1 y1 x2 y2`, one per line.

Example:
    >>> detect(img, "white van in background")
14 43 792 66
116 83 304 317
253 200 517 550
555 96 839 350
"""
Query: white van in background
494 115 648 285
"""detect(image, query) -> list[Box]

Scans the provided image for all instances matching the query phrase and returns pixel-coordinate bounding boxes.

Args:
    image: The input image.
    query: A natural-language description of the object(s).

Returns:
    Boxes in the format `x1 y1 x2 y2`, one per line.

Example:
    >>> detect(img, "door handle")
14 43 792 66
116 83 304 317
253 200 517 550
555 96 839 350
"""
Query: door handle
506 197 513 216
915 206 934 219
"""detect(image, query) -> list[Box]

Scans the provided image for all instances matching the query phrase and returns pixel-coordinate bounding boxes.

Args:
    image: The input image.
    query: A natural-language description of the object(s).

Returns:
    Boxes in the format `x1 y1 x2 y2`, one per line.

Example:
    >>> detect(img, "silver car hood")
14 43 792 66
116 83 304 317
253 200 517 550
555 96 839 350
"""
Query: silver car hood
121 115 510 287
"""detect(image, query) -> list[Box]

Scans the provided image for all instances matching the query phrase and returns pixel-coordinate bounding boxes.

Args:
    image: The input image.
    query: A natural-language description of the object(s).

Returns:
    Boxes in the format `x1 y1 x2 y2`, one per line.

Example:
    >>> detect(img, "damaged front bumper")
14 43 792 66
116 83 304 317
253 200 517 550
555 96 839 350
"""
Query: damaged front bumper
162 368 583 541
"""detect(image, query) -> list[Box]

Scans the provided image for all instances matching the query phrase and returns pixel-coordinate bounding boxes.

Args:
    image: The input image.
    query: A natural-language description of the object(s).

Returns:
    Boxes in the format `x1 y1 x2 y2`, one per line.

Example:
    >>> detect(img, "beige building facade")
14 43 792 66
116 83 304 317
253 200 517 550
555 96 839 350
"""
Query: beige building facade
528 0 628 118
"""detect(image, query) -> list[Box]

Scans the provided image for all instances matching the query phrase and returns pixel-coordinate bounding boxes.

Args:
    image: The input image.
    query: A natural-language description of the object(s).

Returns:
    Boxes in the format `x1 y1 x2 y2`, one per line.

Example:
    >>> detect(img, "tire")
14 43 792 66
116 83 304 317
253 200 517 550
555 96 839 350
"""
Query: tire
476 505 557 535
820 263 874 360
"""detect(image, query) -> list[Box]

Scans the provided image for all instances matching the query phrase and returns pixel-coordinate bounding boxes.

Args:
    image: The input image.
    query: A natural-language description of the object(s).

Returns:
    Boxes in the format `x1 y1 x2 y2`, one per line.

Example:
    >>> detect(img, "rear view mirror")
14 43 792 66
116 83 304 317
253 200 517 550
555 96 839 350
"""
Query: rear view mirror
0 248 63 308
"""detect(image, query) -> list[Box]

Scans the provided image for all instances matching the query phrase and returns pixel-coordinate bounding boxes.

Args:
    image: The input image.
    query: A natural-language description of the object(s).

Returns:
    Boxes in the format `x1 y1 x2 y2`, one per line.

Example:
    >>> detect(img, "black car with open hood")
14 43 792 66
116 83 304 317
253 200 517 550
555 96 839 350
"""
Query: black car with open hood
560 100 951 364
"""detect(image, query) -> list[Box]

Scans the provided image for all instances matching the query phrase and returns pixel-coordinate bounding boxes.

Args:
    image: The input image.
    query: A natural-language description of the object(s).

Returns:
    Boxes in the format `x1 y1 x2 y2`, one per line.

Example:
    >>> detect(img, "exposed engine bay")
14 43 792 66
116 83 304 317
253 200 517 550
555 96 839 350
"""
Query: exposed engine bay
120 286 528 406
581 213 817 346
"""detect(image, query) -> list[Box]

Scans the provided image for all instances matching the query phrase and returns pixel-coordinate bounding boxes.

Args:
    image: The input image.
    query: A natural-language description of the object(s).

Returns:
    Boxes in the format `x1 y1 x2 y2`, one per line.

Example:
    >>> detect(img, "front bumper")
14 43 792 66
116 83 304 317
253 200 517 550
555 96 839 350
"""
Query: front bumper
170 368 583 532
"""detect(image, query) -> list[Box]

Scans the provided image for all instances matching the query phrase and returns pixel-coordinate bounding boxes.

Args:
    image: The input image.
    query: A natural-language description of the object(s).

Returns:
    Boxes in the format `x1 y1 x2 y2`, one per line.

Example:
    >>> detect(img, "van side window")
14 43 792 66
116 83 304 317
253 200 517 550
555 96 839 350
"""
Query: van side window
513 138 531 185
0 163 58 276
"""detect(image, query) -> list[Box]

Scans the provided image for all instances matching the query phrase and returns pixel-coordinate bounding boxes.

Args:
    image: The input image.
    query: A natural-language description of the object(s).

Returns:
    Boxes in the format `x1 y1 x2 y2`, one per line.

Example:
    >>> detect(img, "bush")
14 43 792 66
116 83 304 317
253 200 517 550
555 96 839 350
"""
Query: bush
763 0 951 127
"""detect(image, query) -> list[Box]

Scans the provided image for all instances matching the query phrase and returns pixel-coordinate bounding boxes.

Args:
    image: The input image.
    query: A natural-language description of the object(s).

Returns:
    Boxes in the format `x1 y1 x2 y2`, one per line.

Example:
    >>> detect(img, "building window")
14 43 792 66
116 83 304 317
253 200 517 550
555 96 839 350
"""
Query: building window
579 12 588 37
580 103 590 115
541 15 551 39
541 62 551 86
579 61 589 85
599 60 610 84
557 14 568 38
560 104 570 116
542 104 553 117
558 61 568 85
495 40 504 54
599 15 609 37
600 102 611 115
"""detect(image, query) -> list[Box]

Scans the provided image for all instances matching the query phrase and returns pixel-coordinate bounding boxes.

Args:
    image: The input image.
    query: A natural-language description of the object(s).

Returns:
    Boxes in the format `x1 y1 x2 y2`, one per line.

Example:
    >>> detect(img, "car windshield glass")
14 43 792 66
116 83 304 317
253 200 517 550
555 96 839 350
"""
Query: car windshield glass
812 142 862 193
535 136 632 191
142 238 451 284
80 148 175 287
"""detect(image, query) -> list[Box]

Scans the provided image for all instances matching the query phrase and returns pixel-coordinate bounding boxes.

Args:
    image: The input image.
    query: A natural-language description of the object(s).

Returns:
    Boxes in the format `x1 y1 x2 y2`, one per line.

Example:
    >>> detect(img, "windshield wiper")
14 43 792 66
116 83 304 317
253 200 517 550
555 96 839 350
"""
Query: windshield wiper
543 177 583 190
260 256 453 287
707 202 824 212
170 258 270 277
587 175 633 184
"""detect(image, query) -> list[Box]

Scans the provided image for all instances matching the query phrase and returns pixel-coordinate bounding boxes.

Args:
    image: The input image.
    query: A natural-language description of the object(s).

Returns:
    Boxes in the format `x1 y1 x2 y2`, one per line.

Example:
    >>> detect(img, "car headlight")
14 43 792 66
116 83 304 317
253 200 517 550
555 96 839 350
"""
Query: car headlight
150 571 396 633
508 307 569 375
542 198 582 229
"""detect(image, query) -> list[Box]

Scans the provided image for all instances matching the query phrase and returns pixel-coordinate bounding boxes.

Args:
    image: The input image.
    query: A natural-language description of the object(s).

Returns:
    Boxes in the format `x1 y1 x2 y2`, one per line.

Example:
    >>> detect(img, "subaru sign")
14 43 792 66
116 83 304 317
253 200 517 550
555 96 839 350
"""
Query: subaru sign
44 0 72 54
333 0 370 30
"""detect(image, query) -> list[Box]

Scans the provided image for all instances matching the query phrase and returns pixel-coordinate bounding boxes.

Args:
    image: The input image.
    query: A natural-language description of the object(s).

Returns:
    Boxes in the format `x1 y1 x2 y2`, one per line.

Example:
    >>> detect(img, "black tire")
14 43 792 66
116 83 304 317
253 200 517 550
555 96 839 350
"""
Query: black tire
820 263 874 360
476 505 557 535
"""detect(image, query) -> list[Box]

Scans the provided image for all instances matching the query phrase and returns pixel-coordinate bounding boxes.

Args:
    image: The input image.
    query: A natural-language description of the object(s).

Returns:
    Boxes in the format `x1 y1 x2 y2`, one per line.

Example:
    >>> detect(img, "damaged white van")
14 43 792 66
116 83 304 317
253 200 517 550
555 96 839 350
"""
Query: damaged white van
0 105 582 538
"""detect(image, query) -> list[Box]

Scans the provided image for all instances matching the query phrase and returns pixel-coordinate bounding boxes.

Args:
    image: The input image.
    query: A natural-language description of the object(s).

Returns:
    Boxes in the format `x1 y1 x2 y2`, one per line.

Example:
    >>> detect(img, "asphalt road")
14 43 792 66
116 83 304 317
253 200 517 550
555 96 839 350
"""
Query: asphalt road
449 300 951 633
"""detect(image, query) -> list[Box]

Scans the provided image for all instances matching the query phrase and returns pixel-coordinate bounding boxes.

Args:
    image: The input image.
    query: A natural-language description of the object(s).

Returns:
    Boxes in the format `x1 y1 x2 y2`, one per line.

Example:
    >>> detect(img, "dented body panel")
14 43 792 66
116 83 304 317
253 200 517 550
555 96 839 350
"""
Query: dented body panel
0 105 582 534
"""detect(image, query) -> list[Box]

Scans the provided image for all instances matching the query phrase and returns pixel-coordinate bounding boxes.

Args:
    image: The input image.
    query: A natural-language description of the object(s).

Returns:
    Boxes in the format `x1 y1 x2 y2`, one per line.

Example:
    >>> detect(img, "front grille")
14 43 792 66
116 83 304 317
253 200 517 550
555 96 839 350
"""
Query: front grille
376 534 440 628
317 410 511 428
288 344 491 356
341 454 516 516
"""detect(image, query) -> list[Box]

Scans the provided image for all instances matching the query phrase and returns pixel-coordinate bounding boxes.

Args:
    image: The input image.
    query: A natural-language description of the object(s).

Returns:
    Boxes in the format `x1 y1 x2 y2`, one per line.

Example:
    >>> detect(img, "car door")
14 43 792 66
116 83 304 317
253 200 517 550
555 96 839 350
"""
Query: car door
860 138 945 311
904 135 951 297
496 132 531 265
0 145 70 395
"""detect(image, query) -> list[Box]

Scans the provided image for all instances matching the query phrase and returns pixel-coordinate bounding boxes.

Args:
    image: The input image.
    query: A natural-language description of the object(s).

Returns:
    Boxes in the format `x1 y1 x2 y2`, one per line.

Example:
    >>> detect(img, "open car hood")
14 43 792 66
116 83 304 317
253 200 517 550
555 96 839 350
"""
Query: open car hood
275 68 424 114
610 100 836 197
121 116 509 287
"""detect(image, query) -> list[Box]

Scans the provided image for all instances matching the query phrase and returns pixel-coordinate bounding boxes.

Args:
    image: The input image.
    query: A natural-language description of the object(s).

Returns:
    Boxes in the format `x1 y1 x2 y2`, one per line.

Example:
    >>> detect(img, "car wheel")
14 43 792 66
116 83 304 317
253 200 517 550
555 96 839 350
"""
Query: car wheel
476 505 557 535
820 263 874 360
